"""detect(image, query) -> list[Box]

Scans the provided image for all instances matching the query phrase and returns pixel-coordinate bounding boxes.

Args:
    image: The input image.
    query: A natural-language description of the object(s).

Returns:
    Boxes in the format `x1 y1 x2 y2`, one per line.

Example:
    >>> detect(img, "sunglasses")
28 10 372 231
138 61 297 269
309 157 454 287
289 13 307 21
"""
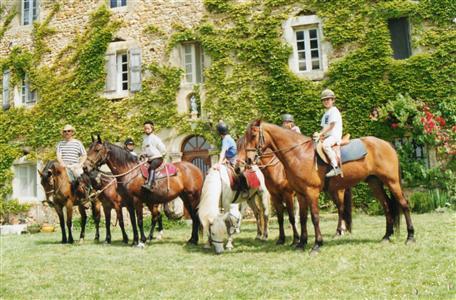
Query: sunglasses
63 130 73 133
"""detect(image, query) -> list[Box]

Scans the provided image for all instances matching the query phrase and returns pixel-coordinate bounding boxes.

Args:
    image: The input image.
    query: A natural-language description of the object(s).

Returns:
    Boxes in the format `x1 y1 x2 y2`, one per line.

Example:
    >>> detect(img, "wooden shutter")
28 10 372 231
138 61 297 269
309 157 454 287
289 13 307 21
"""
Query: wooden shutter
105 53 117 92
129 48 142 92
2 70 10 110
388 17 411 60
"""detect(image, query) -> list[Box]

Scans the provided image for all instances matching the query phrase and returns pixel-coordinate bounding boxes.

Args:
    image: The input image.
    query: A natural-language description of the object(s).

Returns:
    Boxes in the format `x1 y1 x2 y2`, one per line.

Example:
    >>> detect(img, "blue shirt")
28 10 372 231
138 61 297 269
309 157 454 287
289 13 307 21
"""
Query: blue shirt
221 135 237 159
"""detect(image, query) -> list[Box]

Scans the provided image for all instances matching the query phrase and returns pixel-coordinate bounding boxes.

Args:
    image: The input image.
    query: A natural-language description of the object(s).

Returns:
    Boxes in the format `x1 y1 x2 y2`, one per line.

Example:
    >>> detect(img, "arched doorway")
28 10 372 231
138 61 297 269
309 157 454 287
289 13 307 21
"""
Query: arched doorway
181 135 211 177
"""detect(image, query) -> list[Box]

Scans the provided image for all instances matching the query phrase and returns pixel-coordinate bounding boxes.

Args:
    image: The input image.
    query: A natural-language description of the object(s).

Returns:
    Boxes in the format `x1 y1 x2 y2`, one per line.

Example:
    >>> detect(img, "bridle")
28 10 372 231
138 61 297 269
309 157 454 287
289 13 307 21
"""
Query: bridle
244 125 312 162
209 211 241 244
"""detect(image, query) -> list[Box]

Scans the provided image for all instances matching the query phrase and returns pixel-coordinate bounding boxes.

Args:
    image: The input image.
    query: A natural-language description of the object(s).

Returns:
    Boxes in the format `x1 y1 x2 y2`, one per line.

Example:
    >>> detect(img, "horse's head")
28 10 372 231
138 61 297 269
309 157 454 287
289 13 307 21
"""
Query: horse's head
208 203 241 255
39 161 63 202
241 119 269 165
84 135 109 173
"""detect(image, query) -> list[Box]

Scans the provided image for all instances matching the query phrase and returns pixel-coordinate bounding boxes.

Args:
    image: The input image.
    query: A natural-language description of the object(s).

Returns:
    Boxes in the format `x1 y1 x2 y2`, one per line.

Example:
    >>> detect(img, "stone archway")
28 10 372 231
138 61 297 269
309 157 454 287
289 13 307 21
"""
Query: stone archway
181 135 211 177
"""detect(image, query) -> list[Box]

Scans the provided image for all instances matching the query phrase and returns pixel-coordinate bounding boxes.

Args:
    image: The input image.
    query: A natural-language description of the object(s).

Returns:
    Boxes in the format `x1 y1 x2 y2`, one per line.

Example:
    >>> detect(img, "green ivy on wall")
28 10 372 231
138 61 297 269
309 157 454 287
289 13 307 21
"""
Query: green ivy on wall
0 1 454 207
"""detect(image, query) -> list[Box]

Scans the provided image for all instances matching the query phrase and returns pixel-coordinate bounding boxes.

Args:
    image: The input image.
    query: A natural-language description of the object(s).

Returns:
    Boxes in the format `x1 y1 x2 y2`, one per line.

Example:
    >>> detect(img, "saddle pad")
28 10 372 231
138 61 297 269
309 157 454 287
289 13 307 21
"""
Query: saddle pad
340 139 367 164
243 170 260 189
140 163 178 180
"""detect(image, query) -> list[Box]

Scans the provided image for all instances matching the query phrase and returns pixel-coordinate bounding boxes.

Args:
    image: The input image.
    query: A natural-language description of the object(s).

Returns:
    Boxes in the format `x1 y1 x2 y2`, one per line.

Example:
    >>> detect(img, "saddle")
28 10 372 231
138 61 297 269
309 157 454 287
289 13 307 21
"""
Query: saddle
316 134 367 165
226 164 261 191
140 162 178 180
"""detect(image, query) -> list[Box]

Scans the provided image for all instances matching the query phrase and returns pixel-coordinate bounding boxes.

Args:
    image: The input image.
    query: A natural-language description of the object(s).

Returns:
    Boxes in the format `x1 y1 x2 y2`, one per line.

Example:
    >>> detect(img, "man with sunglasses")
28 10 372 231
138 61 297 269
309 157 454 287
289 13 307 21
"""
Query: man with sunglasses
56 124 90 200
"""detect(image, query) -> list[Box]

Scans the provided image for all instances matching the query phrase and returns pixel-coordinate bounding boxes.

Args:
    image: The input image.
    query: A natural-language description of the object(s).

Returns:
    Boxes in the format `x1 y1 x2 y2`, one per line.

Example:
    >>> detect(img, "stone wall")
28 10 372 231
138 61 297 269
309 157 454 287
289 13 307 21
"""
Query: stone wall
1 0 206 68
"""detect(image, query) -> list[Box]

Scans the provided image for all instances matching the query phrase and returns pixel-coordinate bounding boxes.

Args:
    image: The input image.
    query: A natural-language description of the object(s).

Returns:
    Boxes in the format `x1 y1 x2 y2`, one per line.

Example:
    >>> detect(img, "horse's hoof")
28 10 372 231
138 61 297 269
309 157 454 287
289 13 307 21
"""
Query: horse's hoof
135 242 145 249
276 239 285 245
290 239 299 246
122 238 129 244
61 240 67 244
156 231 164 241
309 246 320 256
381 237 391 244
405 237 416 245
255 235 262 240
68 239 74 244
79 238 84 244
295 242 306 249
104 239 111 244
226 247 233 251
187 239 198 245
261 235 268 241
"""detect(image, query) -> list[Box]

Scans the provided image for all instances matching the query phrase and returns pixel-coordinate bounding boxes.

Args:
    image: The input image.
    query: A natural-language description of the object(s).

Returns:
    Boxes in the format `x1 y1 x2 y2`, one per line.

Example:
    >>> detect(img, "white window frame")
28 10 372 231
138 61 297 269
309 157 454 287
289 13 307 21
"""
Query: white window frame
110 0 127 8
20 78 37 106
21 0 39 26
182 43 204 84
2 70 10 110
294 27 322 72
104 42 141 100
117 52 129 92
283 15 330 81
12 161 38 202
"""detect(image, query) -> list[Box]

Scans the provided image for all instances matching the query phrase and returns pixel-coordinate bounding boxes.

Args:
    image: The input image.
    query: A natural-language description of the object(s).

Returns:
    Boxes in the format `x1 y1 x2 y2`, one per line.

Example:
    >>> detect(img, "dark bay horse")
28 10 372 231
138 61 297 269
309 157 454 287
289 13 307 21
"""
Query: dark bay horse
88 169 167 243
241 120 415 254
39 161 101 244
83 138 203 245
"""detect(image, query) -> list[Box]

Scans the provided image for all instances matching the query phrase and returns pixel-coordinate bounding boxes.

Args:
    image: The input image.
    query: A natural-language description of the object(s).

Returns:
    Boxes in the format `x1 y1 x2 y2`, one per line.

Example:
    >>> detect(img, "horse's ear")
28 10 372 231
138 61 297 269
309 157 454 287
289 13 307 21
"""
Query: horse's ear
38 169 43 177
97 134 102 143
253 119 262 127
91 134 95 142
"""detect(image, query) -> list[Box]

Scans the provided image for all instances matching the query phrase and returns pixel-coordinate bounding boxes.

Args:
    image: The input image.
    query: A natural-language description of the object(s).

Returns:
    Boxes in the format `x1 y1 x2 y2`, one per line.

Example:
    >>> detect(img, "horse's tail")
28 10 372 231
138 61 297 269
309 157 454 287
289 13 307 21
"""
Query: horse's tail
343 188 352 233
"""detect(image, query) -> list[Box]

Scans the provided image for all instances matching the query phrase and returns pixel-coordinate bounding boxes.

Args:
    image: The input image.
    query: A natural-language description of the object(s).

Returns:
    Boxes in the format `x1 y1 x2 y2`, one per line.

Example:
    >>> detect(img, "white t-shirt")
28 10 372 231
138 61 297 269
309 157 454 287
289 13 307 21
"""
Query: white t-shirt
320 106 343 142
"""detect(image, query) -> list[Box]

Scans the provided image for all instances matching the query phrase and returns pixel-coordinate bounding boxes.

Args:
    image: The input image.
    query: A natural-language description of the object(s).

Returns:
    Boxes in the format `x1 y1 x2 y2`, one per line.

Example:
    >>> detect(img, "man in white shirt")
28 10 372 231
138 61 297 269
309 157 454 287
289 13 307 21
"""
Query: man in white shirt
315 89 343 177
141 121 167 191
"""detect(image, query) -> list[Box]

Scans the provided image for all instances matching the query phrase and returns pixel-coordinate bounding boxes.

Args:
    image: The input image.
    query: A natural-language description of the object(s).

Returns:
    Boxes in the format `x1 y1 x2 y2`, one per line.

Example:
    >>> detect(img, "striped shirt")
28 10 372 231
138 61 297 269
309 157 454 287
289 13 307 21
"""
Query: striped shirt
56 139 86 165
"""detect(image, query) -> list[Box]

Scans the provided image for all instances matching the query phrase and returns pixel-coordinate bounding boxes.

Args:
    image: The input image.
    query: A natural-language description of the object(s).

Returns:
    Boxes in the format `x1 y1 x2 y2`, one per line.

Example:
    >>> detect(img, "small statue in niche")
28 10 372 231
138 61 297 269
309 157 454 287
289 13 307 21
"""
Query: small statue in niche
190 95 199 120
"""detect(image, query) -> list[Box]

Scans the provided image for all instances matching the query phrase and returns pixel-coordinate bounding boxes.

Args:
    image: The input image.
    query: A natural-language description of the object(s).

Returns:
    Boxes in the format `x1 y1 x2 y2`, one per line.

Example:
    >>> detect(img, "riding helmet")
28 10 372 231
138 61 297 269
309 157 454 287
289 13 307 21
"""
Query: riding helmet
124 138 135 146
321 89 336 100
281 114 294 122
216 122 229 135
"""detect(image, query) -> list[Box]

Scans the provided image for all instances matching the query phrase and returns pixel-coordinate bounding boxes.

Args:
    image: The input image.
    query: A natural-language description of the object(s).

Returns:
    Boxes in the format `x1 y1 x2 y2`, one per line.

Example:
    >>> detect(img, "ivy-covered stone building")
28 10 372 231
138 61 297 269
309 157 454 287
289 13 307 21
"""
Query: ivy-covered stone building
0 0 454 205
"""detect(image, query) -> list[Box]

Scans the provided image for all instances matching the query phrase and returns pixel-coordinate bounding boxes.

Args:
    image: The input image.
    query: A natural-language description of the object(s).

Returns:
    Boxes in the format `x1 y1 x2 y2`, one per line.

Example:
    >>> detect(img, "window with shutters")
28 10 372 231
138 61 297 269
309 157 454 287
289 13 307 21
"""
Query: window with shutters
388 17 412 60
283 15 329 81
19 77 37 106
21 0 39 25
182 43 204 84
110 0 127 8
105 46 141 99
2 70 10 110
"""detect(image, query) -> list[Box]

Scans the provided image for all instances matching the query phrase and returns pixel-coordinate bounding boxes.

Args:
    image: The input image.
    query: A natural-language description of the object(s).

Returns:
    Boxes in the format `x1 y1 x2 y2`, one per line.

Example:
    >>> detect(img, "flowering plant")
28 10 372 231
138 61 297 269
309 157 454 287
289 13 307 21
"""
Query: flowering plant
378 94 455 155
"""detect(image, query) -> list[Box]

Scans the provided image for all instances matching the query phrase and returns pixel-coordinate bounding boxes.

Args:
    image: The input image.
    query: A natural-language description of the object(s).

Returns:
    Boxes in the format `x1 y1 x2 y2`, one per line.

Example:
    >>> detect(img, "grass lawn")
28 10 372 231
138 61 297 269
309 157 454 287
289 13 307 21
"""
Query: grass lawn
1 212 455 299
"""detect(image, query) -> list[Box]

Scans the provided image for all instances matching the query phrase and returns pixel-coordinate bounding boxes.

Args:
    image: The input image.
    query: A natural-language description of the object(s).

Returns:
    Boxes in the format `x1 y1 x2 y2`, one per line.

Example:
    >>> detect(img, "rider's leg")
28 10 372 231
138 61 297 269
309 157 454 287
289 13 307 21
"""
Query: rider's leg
142 157 164 190
323 137 341 177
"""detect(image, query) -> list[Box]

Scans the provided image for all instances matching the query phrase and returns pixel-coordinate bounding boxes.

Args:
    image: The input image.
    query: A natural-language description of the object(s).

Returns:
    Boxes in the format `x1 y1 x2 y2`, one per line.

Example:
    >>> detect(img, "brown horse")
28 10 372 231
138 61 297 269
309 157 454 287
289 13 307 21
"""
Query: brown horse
240 120 415 254
87 169 167 244
83 138 203 245
39 160 101 244
238 138 352 247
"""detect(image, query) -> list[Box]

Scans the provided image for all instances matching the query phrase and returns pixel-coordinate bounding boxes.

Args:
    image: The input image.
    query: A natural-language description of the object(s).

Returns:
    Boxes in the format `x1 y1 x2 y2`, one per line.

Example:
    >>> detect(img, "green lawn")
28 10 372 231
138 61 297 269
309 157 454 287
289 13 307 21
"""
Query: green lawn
1 212 455 299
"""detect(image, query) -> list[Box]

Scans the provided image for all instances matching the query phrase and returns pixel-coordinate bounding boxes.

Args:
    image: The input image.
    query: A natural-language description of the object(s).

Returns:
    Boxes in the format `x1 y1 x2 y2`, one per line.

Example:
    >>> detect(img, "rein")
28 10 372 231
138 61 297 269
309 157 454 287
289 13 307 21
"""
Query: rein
245 125 312 158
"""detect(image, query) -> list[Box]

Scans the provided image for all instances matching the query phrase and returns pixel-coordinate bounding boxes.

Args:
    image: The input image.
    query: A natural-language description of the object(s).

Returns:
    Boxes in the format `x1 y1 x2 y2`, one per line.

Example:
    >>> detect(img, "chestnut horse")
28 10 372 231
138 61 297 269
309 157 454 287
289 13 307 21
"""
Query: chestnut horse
88 169 167 243
39 160 101 244
83 138 203 245
241 120 415 254
238 137 353 247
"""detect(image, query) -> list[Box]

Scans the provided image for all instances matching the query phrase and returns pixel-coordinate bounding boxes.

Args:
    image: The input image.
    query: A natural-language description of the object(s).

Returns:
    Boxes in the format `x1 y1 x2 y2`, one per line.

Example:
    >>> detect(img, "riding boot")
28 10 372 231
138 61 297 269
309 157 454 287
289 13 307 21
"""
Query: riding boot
142 169 156 191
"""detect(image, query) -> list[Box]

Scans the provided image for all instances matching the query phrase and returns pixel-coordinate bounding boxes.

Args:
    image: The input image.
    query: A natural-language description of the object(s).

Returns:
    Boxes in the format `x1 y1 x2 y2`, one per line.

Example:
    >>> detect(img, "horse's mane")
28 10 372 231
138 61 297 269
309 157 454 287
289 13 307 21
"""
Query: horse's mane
106 142 138 168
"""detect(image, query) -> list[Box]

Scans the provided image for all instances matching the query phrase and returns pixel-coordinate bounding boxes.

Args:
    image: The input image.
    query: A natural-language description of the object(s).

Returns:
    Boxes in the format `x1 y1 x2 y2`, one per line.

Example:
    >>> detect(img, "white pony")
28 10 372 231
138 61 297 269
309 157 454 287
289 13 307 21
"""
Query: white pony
198 164 270 254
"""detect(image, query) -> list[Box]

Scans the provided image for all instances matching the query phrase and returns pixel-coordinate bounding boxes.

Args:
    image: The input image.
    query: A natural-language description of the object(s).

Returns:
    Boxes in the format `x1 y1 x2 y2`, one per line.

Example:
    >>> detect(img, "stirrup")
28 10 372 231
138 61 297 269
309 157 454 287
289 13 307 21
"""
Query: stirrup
326 167 342 178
